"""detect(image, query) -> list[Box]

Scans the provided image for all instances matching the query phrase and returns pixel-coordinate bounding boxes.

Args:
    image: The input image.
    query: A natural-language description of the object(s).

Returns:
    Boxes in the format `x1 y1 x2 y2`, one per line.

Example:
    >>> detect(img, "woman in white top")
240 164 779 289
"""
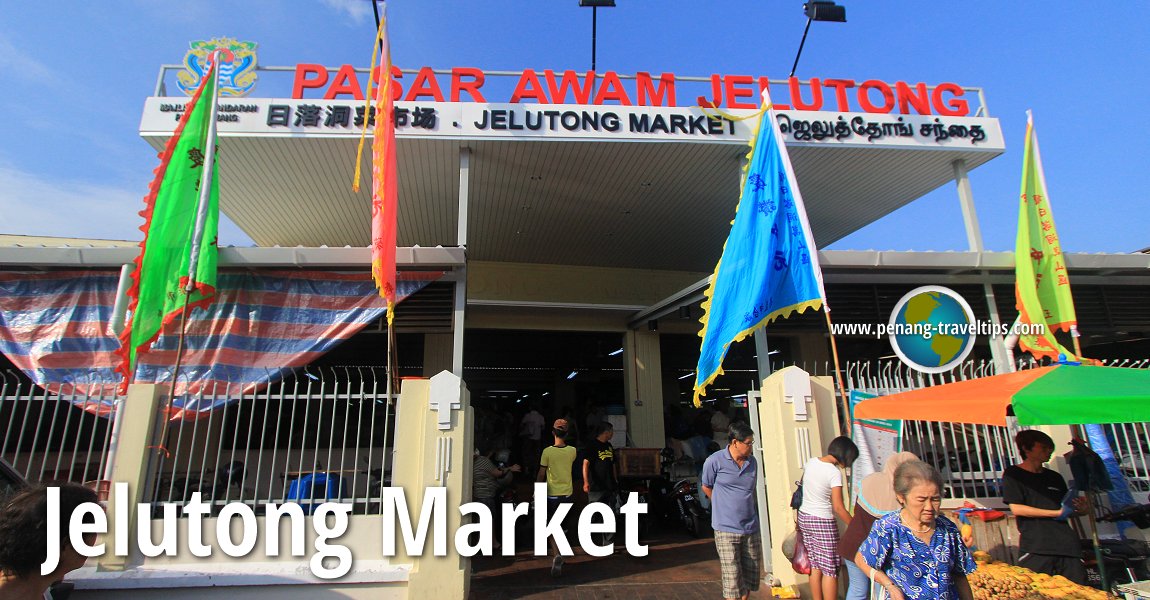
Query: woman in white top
797 436 859 600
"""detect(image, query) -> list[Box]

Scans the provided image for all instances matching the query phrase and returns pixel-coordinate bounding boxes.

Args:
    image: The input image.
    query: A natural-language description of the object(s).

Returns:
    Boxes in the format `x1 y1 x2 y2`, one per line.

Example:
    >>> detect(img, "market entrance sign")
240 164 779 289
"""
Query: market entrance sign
290 65 975 116
140 99 1003 149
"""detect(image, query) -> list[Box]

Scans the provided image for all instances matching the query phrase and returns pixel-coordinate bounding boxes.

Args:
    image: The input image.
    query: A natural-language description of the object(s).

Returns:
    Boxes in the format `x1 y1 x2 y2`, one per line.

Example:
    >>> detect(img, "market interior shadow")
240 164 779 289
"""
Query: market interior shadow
471 524 722 595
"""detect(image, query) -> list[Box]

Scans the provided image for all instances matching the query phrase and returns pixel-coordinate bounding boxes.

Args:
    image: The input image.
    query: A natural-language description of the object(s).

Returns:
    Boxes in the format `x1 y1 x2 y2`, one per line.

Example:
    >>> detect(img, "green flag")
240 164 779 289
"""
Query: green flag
1015 113 1077 362
115 61 220 390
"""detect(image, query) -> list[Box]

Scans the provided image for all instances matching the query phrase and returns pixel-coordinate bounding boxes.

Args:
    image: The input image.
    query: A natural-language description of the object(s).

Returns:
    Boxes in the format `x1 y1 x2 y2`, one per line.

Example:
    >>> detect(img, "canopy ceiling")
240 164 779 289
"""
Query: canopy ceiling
142 118 1004 273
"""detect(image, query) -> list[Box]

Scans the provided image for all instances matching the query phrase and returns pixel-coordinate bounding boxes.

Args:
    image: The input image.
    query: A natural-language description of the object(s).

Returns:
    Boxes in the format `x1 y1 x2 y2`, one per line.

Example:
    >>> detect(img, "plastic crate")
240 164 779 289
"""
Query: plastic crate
616 448 662 478
285 473 346 514
1117 580 1150 599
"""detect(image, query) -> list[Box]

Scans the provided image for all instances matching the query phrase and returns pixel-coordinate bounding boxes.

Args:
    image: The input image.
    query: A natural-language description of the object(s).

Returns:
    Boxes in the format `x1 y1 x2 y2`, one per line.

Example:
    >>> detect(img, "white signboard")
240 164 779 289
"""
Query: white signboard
140 98 1004 151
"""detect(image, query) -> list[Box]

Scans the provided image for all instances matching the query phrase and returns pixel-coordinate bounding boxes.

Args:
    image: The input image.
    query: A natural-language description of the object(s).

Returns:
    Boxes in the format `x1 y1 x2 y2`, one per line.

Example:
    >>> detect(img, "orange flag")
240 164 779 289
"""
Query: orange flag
354 7 398 320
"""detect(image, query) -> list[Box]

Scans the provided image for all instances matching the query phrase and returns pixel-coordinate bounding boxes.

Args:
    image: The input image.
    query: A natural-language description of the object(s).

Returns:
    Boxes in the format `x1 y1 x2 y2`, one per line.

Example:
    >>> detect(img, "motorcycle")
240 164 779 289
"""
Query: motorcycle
645 447 711 538
1085 503 1150 591
666 477 711 538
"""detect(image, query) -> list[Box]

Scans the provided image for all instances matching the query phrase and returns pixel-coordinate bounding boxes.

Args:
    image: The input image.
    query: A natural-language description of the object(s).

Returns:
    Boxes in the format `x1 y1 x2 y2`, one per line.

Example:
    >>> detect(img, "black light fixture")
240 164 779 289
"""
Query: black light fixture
647 319 658 332
805 0 845 21
789 1 847 78
578 0 615 72
678 306 692 320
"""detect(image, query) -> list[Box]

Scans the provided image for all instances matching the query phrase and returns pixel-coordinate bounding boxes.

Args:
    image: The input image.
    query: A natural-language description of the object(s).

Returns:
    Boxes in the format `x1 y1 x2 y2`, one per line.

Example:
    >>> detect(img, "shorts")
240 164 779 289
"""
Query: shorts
714 530 763 598
547 495 573 528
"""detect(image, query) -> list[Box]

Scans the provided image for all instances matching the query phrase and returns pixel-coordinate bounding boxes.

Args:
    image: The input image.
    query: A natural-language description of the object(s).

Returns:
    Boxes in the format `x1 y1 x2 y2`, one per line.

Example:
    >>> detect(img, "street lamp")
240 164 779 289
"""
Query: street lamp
789 1 847 78
579 0 615 72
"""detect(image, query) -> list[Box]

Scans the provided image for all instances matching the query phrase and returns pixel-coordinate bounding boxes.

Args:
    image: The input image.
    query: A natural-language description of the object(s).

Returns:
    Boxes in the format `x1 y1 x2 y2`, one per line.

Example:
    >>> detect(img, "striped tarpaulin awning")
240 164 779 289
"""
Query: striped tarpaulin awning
0 269 441 416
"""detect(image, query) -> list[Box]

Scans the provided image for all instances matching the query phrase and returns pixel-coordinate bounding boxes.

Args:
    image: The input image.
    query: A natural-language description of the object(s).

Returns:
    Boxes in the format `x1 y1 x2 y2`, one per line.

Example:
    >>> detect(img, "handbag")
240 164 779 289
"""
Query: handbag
790 480 804 510
869 566 890 600
790 527 811 574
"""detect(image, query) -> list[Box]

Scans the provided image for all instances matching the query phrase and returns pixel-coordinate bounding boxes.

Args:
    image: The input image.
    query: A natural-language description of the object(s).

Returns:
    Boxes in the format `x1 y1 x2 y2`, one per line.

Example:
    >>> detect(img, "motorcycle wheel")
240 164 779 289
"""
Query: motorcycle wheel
682 508 697 537
690 513 711 538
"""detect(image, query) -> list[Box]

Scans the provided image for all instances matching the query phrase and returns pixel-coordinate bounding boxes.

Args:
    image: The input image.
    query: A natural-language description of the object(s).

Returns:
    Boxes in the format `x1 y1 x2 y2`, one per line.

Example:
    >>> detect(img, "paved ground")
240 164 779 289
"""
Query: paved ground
469 529 734 600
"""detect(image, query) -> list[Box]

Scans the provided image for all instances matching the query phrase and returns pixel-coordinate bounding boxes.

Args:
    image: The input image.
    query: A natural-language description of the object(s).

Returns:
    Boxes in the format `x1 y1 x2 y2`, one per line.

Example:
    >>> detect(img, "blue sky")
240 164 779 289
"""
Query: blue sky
0 1 1145 253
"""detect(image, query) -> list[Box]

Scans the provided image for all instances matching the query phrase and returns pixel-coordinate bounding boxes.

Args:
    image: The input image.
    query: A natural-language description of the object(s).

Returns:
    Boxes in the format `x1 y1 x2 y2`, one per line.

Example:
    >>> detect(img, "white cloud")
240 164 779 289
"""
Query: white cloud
0 164 252 246
0 34 62 86
320 0 373 24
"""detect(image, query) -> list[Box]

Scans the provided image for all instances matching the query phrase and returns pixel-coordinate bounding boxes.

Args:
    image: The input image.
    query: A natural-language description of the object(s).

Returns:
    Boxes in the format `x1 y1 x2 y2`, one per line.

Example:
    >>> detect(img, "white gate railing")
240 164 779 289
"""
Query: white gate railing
1 366 397 515
148 366 396 515
0 370 117 489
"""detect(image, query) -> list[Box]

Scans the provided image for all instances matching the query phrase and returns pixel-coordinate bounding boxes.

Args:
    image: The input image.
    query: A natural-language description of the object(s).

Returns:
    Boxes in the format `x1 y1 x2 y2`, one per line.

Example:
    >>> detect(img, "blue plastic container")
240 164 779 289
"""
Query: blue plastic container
285 473 346 514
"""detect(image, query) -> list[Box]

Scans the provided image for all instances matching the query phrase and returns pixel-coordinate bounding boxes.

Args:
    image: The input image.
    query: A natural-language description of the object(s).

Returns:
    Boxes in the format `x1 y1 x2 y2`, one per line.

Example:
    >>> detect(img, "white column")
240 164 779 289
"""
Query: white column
623 329 666 448
953 159 1011 374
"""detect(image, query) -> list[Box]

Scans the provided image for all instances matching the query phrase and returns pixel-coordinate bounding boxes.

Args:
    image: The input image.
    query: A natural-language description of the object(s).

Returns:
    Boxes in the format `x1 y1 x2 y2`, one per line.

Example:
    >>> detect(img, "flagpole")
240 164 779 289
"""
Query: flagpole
385 311 394 411
1027 110 1084 363
159 51 222 454
822 310 851 436
184 50 222 295
388 311 400 399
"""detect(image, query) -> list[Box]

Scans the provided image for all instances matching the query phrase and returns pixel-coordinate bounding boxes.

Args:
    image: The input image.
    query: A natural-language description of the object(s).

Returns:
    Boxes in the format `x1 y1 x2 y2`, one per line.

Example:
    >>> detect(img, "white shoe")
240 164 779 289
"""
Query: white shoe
550 554 564 576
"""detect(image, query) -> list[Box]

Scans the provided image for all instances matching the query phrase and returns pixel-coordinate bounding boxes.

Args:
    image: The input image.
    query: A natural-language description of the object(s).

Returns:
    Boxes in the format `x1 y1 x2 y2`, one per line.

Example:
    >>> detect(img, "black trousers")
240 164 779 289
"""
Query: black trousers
1019 552 1088 585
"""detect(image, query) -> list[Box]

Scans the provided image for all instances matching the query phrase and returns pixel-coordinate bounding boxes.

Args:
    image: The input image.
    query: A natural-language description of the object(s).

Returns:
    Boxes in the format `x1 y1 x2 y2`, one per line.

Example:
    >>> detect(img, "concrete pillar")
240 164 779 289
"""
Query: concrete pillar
99 383 165 570
423 333 453 377
390 371 473 600
755 367 839 591
623 329 665 448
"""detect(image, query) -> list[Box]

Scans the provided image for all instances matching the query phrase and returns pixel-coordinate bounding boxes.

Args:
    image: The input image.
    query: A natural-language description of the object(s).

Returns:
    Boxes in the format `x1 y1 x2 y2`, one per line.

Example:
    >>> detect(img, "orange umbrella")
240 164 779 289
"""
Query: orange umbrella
853 368 1047 426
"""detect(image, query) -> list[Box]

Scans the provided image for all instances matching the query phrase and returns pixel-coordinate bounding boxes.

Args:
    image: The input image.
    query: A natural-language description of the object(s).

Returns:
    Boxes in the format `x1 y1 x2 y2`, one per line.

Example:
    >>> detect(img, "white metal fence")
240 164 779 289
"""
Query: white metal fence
149 366 397 515
1 366 397 515
0 370 117 488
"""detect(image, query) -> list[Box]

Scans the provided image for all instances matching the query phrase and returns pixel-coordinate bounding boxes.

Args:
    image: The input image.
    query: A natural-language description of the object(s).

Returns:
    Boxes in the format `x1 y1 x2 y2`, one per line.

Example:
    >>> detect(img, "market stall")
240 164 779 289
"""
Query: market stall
853 364 1150 597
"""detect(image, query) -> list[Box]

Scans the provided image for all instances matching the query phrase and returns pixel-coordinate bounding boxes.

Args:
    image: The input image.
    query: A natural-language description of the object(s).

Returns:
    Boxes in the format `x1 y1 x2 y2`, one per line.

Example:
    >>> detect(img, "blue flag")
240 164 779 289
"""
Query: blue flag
693 91 827 406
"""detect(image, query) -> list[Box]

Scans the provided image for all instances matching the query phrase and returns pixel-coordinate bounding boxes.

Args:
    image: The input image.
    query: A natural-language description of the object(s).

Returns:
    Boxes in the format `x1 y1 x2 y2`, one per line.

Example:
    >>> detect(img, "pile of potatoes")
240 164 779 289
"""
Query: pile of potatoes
968 551 1115 600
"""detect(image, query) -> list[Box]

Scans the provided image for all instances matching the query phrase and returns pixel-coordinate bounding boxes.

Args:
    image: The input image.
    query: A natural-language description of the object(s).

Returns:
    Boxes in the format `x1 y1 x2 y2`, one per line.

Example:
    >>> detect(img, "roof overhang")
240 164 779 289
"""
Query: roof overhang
627 250 1150 327
0 245 465 270
139 99 1005 272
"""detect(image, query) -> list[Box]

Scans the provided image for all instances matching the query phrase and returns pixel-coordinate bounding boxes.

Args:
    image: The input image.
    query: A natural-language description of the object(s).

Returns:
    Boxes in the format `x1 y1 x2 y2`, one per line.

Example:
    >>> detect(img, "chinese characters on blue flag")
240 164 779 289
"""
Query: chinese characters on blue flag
693 90 827 406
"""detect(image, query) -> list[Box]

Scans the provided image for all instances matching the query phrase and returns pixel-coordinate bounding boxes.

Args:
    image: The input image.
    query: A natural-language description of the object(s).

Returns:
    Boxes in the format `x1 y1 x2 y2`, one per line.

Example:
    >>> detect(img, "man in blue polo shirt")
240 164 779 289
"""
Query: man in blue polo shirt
702 421 761 600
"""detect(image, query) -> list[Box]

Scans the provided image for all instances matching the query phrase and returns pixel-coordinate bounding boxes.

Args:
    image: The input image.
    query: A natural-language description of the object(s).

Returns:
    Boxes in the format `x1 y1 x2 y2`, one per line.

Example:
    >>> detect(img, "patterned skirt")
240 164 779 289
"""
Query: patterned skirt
797 510 841 576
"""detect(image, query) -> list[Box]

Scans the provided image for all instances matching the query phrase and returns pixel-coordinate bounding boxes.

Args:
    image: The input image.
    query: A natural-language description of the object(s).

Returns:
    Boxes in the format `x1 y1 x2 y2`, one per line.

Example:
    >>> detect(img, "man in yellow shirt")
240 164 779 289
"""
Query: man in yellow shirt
538 418 577 576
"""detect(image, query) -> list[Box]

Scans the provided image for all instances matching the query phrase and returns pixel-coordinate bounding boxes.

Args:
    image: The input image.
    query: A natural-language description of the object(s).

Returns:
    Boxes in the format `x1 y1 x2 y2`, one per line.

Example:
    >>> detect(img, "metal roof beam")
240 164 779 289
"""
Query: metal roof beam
0 246 467 269
627 250 1150 329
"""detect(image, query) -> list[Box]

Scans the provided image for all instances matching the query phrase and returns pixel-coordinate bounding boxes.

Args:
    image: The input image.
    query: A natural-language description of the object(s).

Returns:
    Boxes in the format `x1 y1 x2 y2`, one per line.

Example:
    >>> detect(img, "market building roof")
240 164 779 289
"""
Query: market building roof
138 67 1007 272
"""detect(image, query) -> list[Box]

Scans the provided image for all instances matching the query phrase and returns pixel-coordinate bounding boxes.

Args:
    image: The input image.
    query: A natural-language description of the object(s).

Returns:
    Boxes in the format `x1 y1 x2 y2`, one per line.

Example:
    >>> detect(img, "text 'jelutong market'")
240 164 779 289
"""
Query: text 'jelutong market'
473 108 737 135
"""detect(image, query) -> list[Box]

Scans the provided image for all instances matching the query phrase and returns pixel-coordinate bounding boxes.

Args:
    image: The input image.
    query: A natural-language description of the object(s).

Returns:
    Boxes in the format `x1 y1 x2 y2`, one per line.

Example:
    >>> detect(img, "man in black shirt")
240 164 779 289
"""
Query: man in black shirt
1002 430 1087 584
583 420 618 545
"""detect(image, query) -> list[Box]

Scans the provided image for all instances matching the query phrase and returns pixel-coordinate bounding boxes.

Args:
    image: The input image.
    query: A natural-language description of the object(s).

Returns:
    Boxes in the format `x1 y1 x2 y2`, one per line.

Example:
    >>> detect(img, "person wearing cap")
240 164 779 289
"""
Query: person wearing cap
840 451 919 600
538 418 578 576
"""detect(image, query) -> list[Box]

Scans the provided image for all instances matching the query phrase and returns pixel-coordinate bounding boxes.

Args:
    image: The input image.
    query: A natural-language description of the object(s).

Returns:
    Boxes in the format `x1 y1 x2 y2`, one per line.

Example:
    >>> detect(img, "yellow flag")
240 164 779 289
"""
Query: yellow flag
1015 112 1078 362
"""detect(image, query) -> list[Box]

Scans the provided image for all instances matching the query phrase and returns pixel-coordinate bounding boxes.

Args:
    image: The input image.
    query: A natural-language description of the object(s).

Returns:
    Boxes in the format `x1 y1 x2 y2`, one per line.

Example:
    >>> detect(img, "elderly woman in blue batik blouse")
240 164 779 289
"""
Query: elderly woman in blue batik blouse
855 460 975 600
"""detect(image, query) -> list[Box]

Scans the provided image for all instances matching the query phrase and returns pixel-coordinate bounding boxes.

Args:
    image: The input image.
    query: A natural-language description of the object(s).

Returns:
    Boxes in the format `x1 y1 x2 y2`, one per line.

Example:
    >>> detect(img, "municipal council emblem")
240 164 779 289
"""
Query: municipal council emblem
177 37 258 97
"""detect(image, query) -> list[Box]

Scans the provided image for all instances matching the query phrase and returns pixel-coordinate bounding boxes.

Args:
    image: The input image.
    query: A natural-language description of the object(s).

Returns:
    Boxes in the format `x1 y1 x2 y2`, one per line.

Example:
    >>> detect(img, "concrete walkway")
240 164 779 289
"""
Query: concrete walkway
470 530 754 600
